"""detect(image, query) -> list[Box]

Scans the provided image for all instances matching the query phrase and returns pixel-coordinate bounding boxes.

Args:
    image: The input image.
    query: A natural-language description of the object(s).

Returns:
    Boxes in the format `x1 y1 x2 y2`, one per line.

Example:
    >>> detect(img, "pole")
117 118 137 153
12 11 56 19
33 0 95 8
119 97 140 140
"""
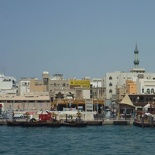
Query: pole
97 80 98 114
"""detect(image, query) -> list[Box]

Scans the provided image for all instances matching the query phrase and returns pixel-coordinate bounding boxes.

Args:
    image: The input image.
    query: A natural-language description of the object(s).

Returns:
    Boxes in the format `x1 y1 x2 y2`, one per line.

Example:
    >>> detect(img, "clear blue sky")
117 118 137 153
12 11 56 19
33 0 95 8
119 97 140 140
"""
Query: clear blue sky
1 0 155 80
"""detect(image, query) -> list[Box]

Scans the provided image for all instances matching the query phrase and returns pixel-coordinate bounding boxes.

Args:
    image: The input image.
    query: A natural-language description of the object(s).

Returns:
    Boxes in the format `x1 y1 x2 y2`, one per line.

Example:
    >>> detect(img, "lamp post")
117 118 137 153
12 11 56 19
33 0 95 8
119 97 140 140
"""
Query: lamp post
69 100 72 111
96 80 99 114
112 100 115 119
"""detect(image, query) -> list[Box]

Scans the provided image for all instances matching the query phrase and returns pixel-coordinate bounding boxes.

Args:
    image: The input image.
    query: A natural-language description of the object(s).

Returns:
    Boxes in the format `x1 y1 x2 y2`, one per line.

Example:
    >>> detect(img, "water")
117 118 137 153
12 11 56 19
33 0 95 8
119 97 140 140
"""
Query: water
0 125 155 155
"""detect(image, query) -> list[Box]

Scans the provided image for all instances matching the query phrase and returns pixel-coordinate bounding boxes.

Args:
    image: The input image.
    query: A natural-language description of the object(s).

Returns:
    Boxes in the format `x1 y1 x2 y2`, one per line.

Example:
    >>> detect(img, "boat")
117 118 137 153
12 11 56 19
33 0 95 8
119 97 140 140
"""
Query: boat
6 120 25 126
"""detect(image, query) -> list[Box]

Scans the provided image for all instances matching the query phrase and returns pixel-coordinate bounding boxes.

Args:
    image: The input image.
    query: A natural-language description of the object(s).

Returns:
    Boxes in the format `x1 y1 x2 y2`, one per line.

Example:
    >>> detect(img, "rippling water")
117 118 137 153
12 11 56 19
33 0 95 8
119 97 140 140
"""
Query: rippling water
0 125 155 155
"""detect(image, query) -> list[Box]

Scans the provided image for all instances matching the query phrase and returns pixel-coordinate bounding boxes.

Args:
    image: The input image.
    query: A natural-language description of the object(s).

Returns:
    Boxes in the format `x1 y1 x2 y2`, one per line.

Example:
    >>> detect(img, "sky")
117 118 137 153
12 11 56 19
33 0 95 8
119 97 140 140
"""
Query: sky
1 0 155 80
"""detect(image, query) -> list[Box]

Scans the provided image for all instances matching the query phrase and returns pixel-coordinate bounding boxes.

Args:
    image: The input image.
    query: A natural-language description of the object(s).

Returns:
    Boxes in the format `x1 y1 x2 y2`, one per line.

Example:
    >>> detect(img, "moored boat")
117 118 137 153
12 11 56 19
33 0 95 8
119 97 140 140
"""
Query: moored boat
7 120 25 126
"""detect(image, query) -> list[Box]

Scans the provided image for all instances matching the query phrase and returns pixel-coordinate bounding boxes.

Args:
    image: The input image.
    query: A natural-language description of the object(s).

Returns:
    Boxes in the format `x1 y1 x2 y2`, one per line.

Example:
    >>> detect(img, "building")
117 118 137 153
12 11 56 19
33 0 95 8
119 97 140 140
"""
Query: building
0 92 51 111
90 78 105 100
126 80 137 95
0 74 17 95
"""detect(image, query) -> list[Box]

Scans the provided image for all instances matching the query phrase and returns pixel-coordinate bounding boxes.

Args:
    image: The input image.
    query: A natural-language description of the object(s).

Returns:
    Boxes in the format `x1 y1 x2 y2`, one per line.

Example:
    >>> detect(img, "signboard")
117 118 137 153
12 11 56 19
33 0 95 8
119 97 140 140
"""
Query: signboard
70 80 90 88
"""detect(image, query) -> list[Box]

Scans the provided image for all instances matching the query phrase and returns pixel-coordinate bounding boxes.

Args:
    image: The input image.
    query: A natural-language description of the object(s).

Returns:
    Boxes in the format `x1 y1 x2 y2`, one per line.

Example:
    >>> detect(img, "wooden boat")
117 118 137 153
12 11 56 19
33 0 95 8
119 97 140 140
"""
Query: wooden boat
22 120 63 127
7 120 25 126
62 121 87 127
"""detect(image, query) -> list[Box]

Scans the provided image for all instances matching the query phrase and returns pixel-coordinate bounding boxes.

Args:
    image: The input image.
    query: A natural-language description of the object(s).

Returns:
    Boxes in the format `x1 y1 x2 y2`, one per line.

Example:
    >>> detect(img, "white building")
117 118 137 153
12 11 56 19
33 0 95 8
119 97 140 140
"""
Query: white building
18 79 30 96
136 79 155 94
0 74 17 95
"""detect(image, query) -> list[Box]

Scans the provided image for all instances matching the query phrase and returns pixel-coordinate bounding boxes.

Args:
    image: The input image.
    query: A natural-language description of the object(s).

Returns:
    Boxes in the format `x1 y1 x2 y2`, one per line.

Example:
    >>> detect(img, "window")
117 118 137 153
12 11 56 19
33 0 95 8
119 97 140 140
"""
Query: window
151 88 154 94
109 89 112 93
147 88 150 94
109 83 112 86
109 76 112 80
142 88 144 93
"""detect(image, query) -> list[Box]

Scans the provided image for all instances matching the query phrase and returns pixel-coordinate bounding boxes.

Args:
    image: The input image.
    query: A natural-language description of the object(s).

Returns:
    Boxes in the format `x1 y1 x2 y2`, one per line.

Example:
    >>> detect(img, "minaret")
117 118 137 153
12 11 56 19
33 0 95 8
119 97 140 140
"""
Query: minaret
130 44 145 73
133 44 139 68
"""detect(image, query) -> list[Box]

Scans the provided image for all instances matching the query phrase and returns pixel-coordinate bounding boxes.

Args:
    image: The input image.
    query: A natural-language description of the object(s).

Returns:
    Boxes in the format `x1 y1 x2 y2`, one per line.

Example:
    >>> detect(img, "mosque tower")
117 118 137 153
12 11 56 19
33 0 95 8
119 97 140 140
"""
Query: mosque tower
130 44 145 73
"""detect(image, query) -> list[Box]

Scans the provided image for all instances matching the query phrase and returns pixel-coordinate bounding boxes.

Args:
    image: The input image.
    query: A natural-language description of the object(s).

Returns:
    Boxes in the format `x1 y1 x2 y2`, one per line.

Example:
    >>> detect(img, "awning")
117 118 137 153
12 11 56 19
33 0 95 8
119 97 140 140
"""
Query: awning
119 94 135 107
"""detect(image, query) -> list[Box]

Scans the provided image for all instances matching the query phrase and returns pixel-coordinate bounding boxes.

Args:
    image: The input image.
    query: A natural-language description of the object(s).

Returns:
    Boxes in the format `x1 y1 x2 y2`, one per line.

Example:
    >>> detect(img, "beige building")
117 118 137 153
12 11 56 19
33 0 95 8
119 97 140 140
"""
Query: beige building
30 79 46 92
0 92 51 111
126 80 137 95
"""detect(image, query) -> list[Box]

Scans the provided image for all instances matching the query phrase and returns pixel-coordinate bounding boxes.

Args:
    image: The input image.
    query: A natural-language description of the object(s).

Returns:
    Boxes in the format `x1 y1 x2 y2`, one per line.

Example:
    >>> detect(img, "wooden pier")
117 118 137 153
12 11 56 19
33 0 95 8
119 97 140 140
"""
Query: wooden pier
133 115 155 128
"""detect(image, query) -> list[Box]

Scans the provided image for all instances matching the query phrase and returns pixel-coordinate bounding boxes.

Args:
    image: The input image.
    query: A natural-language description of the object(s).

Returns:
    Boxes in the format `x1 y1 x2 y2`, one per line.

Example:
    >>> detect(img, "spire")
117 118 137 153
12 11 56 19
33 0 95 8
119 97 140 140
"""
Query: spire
134 43 139 54
133 43 139 68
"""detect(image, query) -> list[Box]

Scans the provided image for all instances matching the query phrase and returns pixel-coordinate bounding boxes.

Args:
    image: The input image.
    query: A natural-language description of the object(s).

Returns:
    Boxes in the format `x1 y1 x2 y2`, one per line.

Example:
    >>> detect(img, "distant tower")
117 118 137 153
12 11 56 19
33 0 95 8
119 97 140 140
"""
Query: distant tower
133 44 139 68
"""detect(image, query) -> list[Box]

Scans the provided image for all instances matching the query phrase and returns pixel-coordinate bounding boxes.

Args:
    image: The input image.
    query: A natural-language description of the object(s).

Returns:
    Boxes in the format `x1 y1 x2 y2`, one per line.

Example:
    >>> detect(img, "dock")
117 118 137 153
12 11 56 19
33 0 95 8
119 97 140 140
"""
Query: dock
0 119 134 126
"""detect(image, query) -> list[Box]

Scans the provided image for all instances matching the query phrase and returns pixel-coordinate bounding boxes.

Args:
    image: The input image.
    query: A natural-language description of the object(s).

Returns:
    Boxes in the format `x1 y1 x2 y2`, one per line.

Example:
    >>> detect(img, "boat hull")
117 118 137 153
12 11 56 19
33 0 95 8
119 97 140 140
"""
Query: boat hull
7 120 25 126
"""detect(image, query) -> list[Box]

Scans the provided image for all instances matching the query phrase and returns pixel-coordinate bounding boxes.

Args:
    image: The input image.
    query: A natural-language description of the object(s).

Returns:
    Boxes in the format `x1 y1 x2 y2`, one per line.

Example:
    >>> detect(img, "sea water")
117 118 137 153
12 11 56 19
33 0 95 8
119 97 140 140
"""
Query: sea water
0 125 155 155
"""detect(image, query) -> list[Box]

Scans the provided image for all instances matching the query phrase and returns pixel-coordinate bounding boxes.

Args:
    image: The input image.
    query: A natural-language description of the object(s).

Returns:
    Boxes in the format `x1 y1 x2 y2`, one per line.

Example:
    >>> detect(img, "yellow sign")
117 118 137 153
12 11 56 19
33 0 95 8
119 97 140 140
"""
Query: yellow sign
70 80 90 88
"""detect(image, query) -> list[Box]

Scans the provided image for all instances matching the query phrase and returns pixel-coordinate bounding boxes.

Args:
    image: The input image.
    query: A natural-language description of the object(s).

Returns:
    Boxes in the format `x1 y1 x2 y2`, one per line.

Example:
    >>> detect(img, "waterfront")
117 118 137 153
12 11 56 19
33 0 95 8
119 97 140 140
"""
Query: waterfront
0 126 155 155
